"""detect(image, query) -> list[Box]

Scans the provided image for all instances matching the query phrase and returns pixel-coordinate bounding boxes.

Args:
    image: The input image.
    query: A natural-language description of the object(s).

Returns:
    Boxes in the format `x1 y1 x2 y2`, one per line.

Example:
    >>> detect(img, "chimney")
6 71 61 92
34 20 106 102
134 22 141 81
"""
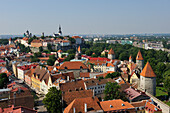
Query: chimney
13 92 16 107
67 76 69 81
73 107 76 113
84 103 87 112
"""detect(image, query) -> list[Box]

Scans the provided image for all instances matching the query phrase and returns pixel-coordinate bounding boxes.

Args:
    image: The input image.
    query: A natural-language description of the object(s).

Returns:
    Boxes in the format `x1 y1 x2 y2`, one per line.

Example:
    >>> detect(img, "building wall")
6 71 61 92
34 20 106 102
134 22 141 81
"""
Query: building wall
31 42 42 48
130 73 139 84
40 80 48 94
108 54 115 60
86 84 106 95
140 76 156 96
12 63 18 77
17 68 25 80
106 66 116 72
31 76 40 92
24 75 31 86
93 65 106 73
136 60 144 71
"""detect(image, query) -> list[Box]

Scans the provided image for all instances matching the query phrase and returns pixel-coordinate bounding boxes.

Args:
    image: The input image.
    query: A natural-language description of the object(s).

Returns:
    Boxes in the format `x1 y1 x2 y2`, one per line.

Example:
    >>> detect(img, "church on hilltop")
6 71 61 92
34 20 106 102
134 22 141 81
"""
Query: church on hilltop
53 25 62 37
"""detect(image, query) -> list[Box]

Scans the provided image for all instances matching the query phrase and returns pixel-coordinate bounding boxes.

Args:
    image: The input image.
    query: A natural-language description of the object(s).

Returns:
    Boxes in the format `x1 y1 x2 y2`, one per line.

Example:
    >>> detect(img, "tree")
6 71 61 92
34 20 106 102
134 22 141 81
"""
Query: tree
47 43 52 51
68 37 76 44
64 54 75 61
105 72 121 79
39 46 43 52
43 87 62 113
164 75 170 97
104 82 121 100
47 55 57 66
0 73 9 88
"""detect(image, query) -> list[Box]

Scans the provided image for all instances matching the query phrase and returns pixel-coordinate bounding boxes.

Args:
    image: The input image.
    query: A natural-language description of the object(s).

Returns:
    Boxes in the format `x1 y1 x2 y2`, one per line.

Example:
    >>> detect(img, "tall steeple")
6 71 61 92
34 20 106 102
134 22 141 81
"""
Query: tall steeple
58 25 62 35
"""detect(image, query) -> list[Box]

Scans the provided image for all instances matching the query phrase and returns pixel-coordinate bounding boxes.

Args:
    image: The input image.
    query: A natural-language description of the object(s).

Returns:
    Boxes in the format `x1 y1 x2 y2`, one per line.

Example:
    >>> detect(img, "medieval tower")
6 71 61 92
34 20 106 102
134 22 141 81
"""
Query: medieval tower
140 62 156 96
108 48 115 60
136 50 144 72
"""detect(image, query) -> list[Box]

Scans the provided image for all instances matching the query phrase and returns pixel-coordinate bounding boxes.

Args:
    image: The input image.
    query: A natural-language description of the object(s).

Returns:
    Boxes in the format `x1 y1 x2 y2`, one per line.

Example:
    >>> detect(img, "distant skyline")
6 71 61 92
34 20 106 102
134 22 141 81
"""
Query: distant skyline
0 0 170 35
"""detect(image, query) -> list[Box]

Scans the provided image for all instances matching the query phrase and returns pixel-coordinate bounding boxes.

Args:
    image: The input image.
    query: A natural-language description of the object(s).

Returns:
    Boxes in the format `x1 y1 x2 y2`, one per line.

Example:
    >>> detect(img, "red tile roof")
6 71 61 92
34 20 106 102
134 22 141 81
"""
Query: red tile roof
0 59 5 63
131 100 147 107
100 99 135 112
145 101 162 112
17 64 37 71
59 61 88 70
57 49 63 53
108 48 115 54
88 57 111 61
64 97 102 113
72 36 81 39
129 55 132 60
60 80 85 92
79 72 90 78
63 90 93 106
78 46 81 52
140 62 156 77
136 50 143 60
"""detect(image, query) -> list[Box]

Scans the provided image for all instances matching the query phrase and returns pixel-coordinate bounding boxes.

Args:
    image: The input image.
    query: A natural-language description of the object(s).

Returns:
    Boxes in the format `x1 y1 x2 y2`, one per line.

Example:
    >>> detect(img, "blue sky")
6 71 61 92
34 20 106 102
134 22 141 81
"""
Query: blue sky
0 0 170 35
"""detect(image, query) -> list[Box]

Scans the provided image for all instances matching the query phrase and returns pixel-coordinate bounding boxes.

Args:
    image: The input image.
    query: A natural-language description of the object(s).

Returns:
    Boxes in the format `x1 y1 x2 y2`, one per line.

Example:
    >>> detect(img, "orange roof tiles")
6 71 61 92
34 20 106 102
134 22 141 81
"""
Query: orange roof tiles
57 49 63 53
136 50 143 60
107 63 115 67
63 90 93 106
59 61 88 70
108 48 115 54
72 36 81 39
145 101 162 112
140 62 156 77
64 97 102 113
100 99 135 112
129 55 132 60
78 46 81 52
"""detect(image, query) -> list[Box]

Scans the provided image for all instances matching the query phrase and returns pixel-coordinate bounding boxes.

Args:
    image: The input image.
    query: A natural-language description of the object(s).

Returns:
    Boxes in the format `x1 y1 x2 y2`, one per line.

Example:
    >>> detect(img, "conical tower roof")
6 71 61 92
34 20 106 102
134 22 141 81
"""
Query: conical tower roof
129 55 132 60
108 48 115 54
140 62 156 77
78 46 81 52
136 50 143 60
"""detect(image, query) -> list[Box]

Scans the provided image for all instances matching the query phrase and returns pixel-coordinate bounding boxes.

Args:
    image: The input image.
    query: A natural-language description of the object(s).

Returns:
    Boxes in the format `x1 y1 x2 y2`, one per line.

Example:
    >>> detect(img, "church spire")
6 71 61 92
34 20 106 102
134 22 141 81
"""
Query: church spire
58 25 62 35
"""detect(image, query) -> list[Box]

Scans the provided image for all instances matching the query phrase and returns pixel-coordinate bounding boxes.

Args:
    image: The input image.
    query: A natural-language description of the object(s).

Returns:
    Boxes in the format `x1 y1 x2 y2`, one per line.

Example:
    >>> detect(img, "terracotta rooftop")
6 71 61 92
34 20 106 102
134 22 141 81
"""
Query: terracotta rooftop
136 50 143 60
108 48 115 55
100 99 135 112
1 105 37 113
60 80 85 92
140 62 156 77
79 72 90 78
84 78 115 87
131 100 147 107
59 61 88 70
124 87 149 101
64 97 102 113
145 101 162 112
63 90 93 107
129 55 132 60
78 46 81 52
57 49 63 53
